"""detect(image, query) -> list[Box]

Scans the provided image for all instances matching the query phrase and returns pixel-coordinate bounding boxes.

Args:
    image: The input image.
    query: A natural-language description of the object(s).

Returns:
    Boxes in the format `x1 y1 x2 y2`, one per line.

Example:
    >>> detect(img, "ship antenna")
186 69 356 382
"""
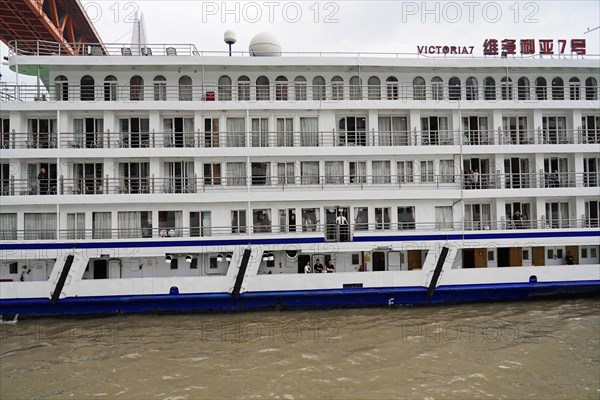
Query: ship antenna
224 30 237 56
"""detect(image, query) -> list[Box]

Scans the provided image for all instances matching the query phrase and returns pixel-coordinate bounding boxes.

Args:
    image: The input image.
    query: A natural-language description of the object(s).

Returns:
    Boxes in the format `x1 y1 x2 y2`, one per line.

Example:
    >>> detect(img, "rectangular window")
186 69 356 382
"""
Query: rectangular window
277 162 295 185
67 212 85 239
421 116 448 145
119 118 150 148
582 248 588 258
253 209 272 233
325 161 343 184
378 116 409 146
119 162 149 194
545 202 570 228
276 118 293 147
251 118 269 147
24 213 57 239
502 116 529 144
301 161 319 185
354 207 368 230
27 118 57 149
420 161 434 183
203 163 221 186
92 212 111 239
73 118 104 148
227 162 247 186
72 162 103 194
338 117 367 146
231 210 247 233
542 116 568 144
464 204 491 230
301 208 319 232
163 117 194 147
583 157 599 188
439 160 456 183
397 161 414 183
462 116 490 145
350 161 366 184
226 117 246 147
523 250 530 260
397 207 415 230
0 213 17 240
158 211 183 237
251 162 270 186
435 206 453 230
170 258 179 270
300 117 319 147
190 211 211 237
375 207 391 230
118 211 152 238
581 116 600 144
9 262 18 274
372 161 391 184
204 118 220 148
585 201 599 228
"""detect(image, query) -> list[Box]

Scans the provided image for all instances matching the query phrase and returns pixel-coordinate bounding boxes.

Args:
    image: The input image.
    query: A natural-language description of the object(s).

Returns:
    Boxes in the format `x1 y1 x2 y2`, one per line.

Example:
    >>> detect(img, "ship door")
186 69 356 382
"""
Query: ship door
407 250 422 270
388 251 402 271
108 260 121 279
509 247 523 267
93 259 108 279
372 252 386 271
30 261 46 281
298 254 310 274
532 247 545 266
462 249 475 268
474 249 488 268
565 246 579 264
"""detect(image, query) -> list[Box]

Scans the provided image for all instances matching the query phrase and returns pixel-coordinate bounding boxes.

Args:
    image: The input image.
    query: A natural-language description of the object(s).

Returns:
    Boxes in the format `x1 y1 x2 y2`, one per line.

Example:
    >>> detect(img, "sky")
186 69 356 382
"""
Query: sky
1 0 599 81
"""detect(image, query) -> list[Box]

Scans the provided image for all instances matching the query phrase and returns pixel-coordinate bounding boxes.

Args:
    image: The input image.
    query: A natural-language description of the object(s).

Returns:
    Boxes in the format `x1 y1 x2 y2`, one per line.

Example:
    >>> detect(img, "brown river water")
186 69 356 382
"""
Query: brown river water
1 298 599 400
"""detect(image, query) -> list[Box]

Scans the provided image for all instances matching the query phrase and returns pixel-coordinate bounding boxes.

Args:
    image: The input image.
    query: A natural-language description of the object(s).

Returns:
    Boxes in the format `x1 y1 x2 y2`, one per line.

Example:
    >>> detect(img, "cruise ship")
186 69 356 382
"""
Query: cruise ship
1 28 599 317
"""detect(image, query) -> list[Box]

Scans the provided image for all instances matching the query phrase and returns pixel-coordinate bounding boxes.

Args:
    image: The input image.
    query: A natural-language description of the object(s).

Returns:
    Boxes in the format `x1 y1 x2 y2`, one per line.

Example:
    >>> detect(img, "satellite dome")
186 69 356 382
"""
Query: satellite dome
224 30 237 45
249 32 281 57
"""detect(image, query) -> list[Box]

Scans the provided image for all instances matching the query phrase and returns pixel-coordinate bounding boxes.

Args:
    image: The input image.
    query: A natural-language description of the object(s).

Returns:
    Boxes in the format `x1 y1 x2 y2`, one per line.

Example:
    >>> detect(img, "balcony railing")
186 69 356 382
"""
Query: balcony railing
1 128 598 150
1 83 598 103
1 172 598 197
1 218 597 242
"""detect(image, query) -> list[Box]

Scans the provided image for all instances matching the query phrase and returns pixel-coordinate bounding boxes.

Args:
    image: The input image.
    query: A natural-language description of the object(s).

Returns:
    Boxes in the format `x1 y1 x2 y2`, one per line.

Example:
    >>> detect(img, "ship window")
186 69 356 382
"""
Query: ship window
130 75 144 101
0 119 8 150
251 118 269 147
104 75 117 101
119 117 150 148
338 116 366 146
350 76 363 100
552 77 564 100
435 206 453 230
464 204 491 230
585 77 598 100
203 163 221 186
312 76 326 100
487 251 495 261
300 117 319 147
500 77 512 100
581 116 600 145
118 162 149 193
397 161 414 183
547 249 553 259
585 201 599 228
117 211 152 238
67 213 86 239
397 207 415 230
325 161 343 184
294 76 307 100
0 214 17 240
170 259 178 269
27 118 57 148
385 76 398 100
218 75 232 101
545 202 569 228
448 77 461 100
190 211 211 237
349 161 366 184
275 76 288 101
523 250 530 260
80 75 95 101
301 208 319 232
413 76 426 100
375 207 391 230
153 75 166 100
237 75 250 101
159 211 182 237
331 76 344 100
73 162 103 194
421 116 449 145
253 209 272 233
300 161 319 185
432 76 444 100
256 76 270 101
582 248 588 258
352 254 360 265
251 162 270 185
465 77 478 100
277 162 295 185
517 77 530 100
178 75 193 101
276 118 293 147
592 248 597 258
556 249 563 259
354 207 368 230
541 116 567 144
226 162 247 186
226 117 246 147
535 77 547 100
231 210 247 233
92 212 111 239
368 76 380 100
483 77 496 100
372 161 391 184
569 77 580 100
462 116 489 145
9 262 18 274
24 213 57 240
54 75 68 101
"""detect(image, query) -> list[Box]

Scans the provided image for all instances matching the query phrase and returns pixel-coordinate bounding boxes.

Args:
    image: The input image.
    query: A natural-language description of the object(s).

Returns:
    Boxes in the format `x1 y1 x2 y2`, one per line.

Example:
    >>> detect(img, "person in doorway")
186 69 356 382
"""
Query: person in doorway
326 260 335 273
313 258 324 273
336 211 349 242
38 167 48 195
566 252 575 265
304 261 312 273
548 170 559 188
512 210 525 229
472 169 480 189
289 213 296 232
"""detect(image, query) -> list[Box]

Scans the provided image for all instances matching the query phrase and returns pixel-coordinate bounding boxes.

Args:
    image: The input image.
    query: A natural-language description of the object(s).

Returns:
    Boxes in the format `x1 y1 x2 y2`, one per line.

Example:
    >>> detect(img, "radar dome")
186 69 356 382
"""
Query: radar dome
249 32 281 57
224 30 237 45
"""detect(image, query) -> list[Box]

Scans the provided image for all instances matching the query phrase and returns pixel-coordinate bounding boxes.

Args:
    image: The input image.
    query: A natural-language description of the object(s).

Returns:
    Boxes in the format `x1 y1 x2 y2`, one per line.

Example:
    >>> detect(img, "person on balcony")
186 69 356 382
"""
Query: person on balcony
37 167 48 195
512 210 525 229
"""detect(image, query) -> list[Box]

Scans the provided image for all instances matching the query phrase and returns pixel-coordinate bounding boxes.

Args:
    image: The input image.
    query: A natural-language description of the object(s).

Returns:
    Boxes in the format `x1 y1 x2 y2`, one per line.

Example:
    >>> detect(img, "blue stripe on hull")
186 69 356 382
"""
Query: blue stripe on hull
2 281 599 318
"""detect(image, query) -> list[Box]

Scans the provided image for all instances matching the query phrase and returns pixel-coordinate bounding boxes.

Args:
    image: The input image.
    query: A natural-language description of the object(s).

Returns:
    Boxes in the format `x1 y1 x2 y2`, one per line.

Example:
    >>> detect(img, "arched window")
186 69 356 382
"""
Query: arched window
104 75 117 101
130 75 144 101
350 76 362 100
552 77 564 100
501 77 513 100
80 75 95 101
331 76 344 100
535 77 547 100
517 77 530 100
217 75 231 101
178 75 192 101
294 76 307 100
312 76 326 101
275 76 288 101
386 76 398 100
54 75 68 101
483 77 496 100
448 77 461 100
413 76 426 100
465 77 478 100
367 76 380 100
569 77 580 100
256 76 270 101
237 76 250 101
432 76 444 101
585 77 598 100
153 75 166 101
